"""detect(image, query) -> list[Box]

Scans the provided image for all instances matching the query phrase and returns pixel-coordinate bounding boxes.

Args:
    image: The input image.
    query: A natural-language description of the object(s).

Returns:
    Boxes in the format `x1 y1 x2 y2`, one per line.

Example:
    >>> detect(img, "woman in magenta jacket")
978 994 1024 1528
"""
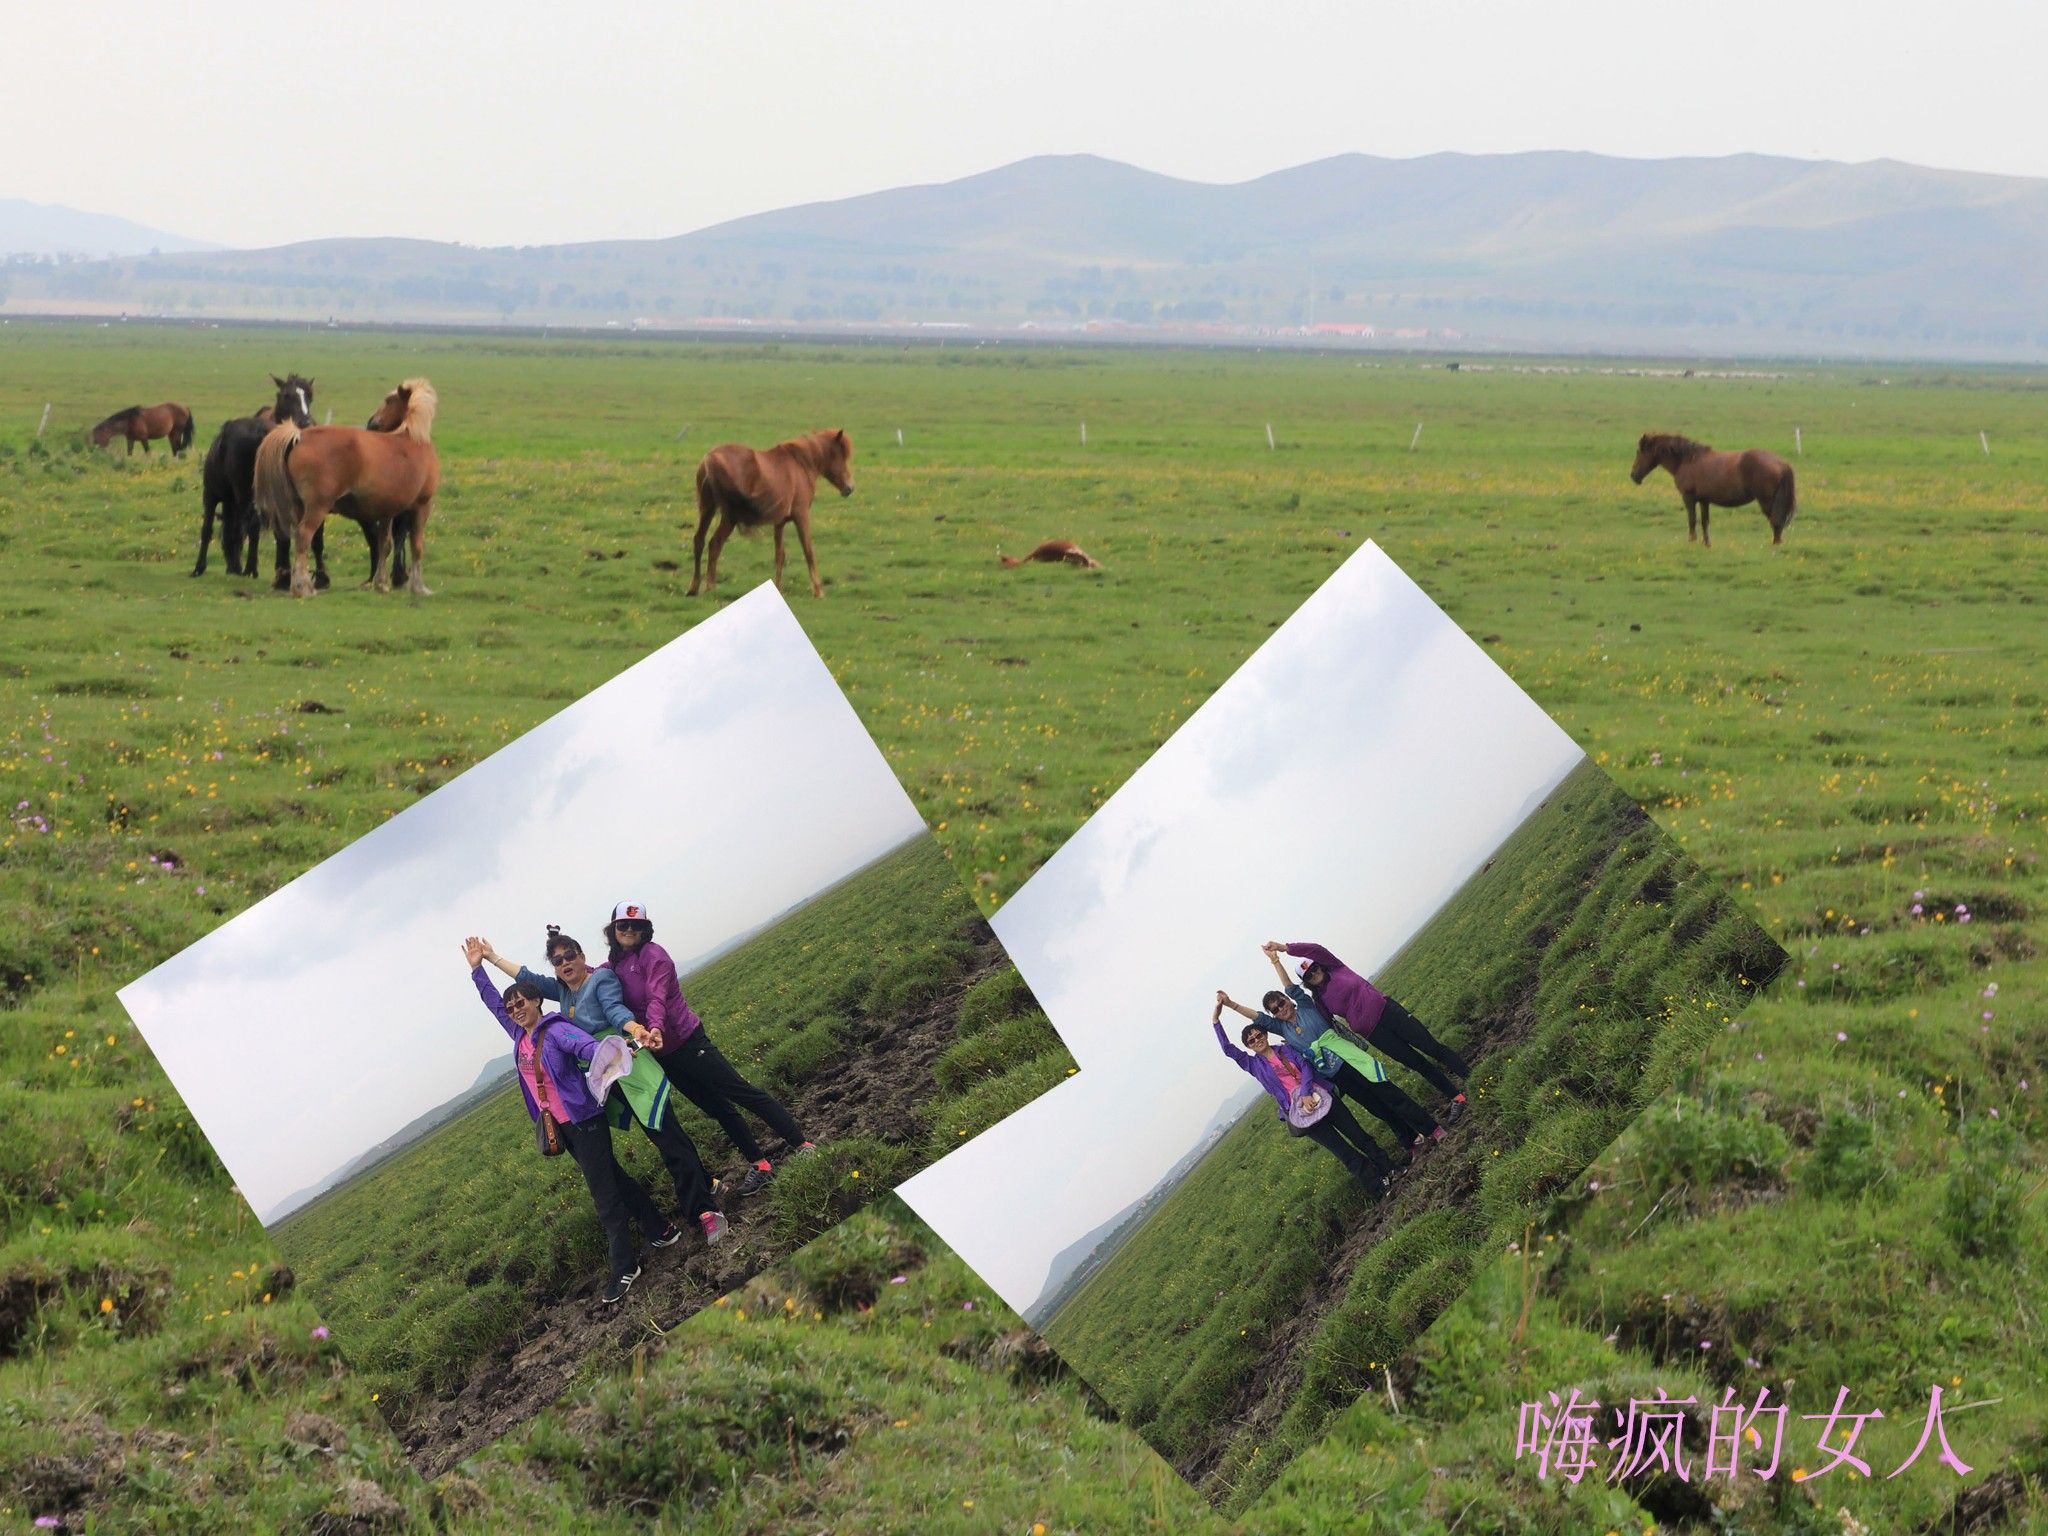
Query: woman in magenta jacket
602 901 812 1198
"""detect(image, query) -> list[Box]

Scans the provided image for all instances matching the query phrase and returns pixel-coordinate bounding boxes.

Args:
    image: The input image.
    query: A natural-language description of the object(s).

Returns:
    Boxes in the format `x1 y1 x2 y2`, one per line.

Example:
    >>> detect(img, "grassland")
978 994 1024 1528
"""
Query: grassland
264 836 1069 1463
1043 759 1784 1507
2 322 2044 1533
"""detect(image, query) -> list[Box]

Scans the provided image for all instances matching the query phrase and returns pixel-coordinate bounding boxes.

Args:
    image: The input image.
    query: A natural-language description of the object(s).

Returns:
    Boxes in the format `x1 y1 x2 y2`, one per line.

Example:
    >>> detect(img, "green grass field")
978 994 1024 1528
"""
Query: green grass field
2 321 2043 1532
1042 759 1784 1509
266 836 1068 1446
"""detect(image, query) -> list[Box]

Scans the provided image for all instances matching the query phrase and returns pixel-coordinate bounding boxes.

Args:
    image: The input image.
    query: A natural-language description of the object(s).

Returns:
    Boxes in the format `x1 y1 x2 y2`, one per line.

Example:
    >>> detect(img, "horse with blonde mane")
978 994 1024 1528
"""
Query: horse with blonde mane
254 379 439 597
689 429 854 598
92 403 195 457
1000 538 1102 570
1630 432 1796 547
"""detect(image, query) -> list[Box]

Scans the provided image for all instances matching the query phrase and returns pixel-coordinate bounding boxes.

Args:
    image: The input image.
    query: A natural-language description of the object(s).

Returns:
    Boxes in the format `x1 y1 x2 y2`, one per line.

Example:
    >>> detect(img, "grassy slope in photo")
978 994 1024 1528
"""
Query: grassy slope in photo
0 325 2041 1533
1043 759 1784 1508
267 835 1070 1465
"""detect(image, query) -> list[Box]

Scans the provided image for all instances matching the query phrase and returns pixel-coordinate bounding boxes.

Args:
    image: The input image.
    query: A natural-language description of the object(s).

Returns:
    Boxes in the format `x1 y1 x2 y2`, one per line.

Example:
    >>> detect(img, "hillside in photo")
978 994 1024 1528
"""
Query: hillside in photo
7 152 2048 356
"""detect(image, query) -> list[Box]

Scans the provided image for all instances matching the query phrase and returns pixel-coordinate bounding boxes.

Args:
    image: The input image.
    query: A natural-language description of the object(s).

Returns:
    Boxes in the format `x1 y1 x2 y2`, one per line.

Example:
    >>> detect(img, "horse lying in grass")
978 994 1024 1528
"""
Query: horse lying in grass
1000 539 1101 569
1631 433 1796 547
92 402 194 456
255 379 439 597
689 429 854 598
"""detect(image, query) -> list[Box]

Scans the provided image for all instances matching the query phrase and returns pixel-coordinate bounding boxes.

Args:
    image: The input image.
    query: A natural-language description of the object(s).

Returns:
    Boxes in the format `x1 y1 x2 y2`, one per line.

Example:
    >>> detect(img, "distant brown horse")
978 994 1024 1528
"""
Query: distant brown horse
254 379 439 597
689 429 855 598
91 402 194 456
1000 538 1102 570
1631 433 1797 547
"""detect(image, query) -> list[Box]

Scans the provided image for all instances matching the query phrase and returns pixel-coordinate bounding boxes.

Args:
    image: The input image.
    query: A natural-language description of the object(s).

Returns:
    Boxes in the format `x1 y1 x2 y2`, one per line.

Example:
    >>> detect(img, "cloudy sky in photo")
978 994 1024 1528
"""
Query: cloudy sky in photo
120 585 924 1220
9 1 2048 247
900 542 1584 1312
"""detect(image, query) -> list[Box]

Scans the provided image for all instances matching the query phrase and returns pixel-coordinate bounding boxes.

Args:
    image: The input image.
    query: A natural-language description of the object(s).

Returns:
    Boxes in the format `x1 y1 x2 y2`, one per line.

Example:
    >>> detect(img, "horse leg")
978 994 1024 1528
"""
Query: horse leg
404 500 433 596
194 493 217 577
794 509 824 597
772 522 788 589
686 492 715 595
1684 497 1697 543
1700 504 1711 549
366 521 393 592
703 518 736 594
289 511 326 598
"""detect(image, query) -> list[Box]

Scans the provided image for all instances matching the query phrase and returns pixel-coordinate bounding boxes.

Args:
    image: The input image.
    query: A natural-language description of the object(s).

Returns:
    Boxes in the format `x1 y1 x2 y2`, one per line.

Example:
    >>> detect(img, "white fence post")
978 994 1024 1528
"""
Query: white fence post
1794 427 1802 457
1080 421 1087 446
1980 430 1991 457
37 403 52 438
1265 422 1275 450
1409 422 1423 452
896 427 904 446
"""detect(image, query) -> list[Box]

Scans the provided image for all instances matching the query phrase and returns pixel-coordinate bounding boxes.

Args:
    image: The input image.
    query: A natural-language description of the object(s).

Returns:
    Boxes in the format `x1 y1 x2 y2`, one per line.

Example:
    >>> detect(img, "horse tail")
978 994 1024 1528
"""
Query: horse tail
1773 464 1797 530
173 407 194 454
253 423 304 541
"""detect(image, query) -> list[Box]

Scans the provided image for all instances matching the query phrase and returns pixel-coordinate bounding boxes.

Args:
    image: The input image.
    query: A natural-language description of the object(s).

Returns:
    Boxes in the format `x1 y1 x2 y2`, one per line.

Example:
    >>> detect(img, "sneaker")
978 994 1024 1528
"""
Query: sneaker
1374 1174 1394 1199
1443 1096 1467 1125
791 1140 819 1156
1430 1125 1447 1141
649 1222 685 1250
599 1265 642 1304
731 1165 773 1198
1411 1135 1430 1153
699 1211 729 1245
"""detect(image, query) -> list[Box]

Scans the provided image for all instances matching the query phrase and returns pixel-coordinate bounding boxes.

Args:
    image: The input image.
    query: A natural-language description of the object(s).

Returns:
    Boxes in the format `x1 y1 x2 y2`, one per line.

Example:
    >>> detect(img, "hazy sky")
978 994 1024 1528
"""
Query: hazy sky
899 542 1584 1312
119 586 925 1220
10 1 2048 248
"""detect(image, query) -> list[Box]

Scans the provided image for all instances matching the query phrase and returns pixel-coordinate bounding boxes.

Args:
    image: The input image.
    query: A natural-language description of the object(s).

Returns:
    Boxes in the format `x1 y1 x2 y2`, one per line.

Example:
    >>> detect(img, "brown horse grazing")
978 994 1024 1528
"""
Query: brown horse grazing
1000 538 1102 570
1631 433 1797 547
91 403 195 456
689 429 854 598
254 379 439 597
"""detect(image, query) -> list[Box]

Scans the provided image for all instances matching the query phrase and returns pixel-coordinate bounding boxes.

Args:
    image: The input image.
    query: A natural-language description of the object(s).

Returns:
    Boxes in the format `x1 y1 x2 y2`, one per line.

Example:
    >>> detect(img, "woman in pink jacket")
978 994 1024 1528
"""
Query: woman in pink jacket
603 901 813 1197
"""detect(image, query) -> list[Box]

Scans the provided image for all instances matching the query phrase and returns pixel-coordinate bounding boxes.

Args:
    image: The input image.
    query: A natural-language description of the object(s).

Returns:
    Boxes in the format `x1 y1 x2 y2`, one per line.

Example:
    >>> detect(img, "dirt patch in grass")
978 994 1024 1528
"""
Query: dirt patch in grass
394 919 1014 1476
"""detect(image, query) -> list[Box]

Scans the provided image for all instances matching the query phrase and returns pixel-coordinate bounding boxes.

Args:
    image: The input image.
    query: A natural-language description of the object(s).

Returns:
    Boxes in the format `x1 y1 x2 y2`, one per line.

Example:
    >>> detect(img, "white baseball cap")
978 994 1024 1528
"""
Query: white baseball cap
611 901 650 923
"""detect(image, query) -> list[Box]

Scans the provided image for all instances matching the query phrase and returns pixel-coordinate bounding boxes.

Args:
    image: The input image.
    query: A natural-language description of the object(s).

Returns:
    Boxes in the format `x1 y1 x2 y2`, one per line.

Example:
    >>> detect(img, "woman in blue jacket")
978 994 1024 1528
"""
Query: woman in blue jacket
1210 993 1393 1197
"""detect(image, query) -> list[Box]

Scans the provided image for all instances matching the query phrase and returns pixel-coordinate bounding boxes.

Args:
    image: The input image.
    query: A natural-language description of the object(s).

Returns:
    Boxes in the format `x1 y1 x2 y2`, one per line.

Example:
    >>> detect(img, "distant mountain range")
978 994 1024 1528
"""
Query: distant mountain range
0 198 218 259
7 151 2048 357
264 1054 517 1224
1025 1092 1256 1327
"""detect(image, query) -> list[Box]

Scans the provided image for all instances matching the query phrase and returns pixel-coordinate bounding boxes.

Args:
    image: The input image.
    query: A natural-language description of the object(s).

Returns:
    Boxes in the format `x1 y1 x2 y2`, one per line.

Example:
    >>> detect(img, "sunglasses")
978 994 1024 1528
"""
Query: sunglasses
547 951 581 967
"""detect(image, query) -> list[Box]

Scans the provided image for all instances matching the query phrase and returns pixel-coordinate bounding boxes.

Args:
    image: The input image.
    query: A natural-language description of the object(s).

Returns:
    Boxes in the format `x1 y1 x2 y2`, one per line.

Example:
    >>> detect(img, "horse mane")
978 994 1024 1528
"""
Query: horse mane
1644 432 1712 462
93 406 141 432
396 378 437 442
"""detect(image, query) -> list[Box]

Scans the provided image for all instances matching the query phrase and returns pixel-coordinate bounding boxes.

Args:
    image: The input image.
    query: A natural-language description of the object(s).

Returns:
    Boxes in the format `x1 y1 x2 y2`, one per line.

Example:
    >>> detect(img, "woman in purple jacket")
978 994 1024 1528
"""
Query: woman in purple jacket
1210 993 1393 1196
462 937 685 1305
1274 941 1470 1119
602 901 812 1198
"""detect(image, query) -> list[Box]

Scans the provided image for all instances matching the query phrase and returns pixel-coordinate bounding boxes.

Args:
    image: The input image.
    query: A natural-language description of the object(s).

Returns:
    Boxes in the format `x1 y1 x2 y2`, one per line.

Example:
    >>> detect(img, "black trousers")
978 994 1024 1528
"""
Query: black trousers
1368 998 1470 1100
559 1112 666 1279
1298 1099 1395 1184
625 1090 716 1221
654 1025 806 1164
1331 1060 1440 1144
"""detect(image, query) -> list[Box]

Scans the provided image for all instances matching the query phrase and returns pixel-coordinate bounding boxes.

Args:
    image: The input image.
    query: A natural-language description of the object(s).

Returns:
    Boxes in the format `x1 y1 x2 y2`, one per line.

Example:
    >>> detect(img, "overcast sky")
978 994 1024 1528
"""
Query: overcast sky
119 585 924 1221
899 542 1584 1312
10 1 2048 248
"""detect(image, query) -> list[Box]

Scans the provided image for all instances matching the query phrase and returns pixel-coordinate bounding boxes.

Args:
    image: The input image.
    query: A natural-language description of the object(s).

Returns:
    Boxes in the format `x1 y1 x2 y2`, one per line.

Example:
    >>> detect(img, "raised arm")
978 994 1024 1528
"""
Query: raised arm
512 958 566 1001
1212 1015 1253 1071
463 938 520 1043
1284 941 1342 972
475 938 521 980
1260 942 1292 987
1217 990 1259 1022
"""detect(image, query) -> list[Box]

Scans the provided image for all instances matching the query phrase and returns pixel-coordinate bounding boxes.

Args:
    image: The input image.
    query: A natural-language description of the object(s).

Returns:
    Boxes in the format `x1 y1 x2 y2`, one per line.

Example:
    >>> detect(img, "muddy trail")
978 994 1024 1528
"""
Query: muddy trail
397 918 1014 1477
1173 996 1549 1501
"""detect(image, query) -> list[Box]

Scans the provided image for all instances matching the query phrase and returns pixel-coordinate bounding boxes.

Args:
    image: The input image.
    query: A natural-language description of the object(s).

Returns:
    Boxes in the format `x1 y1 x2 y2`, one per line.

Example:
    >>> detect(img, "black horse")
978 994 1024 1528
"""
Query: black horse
196 375 328 583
